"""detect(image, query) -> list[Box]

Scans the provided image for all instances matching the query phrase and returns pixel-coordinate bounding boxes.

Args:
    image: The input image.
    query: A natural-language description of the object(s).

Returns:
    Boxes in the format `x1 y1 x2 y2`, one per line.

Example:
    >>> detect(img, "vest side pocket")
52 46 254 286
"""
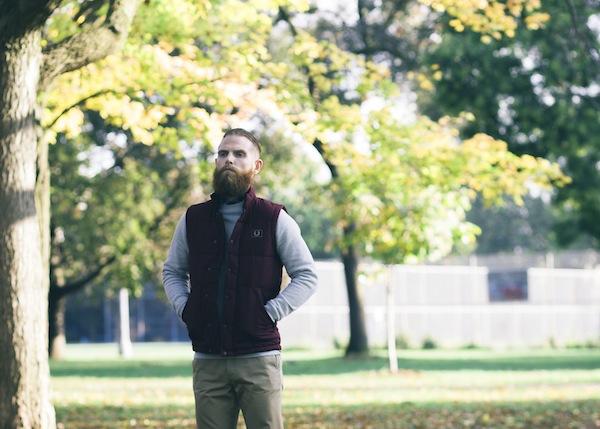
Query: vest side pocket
235 287 276 341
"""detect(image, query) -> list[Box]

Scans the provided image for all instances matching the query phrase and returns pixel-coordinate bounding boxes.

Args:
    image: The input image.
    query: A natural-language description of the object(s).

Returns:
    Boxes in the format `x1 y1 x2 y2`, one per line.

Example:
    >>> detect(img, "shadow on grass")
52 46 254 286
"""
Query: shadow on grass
51 349 600 378
50 360 193 378
283 351 600 375
54 400 600 429
54 404 196 429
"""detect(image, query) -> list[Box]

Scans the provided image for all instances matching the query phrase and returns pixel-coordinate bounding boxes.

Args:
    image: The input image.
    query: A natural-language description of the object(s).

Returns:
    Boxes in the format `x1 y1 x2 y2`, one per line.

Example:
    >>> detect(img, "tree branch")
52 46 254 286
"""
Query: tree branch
39 0 144 90
46 89 113 129
357 0 371 58
50 255 117 299
276 7 339 179
313 138 338 179
276 6 319 104
564 0 600 69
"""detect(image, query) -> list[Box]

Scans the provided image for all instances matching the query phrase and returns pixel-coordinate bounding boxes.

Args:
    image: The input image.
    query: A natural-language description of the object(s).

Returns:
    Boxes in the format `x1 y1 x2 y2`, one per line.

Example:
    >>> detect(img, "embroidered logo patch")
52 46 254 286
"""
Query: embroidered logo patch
251 229 263 238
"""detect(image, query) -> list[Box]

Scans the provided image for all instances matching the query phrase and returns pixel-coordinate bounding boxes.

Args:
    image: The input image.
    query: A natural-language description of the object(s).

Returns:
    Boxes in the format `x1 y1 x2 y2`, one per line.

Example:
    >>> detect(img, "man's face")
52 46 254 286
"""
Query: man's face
213 135 263 199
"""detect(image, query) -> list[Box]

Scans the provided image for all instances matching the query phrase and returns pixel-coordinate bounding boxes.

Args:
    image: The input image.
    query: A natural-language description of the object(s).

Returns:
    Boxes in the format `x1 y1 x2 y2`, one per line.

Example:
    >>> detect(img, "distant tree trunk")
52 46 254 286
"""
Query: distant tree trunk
0 28 56 428
312 137 371 357
49 238 69 360
48 255 116 358
48 287 67 360
342 224 369 356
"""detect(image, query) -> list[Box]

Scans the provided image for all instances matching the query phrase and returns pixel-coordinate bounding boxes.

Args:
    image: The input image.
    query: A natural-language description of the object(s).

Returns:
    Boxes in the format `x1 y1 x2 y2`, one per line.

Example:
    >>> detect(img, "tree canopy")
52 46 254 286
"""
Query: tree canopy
419 0 600 250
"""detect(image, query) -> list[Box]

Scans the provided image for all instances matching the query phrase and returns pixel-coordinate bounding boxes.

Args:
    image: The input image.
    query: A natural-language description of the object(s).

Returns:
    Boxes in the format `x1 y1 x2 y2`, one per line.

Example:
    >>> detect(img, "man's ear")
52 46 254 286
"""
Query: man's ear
253 158 263 174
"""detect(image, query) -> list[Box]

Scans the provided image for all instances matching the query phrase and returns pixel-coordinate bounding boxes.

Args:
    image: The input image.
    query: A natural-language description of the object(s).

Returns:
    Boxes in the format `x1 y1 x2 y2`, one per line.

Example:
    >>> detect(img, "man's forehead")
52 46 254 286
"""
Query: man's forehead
218 135 258 154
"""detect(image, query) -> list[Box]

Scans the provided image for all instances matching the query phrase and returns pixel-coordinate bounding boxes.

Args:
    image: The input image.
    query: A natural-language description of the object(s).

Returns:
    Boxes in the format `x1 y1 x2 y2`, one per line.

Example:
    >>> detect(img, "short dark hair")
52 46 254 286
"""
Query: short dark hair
223 128 261 156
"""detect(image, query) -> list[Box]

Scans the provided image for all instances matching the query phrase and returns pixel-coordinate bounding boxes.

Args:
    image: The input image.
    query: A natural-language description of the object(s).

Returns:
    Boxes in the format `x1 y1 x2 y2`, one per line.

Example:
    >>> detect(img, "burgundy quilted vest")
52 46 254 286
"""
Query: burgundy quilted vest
183 187 284 355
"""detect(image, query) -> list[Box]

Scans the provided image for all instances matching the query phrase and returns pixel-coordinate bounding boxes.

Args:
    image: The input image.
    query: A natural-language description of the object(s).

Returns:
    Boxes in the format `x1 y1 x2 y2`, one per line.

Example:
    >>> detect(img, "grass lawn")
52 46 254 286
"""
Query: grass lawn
51 343 600 428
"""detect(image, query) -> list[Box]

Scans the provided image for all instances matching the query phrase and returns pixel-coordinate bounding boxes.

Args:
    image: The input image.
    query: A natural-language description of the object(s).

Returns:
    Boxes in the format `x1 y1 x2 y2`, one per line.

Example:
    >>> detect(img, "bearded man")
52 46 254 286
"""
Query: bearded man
163 128 318 429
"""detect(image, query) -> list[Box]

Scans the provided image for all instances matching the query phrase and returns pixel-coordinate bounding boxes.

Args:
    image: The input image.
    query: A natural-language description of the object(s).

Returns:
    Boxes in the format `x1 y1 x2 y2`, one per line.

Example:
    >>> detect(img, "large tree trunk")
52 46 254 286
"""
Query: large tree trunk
1 0 142 425
342 225 369 356
0 28 56 429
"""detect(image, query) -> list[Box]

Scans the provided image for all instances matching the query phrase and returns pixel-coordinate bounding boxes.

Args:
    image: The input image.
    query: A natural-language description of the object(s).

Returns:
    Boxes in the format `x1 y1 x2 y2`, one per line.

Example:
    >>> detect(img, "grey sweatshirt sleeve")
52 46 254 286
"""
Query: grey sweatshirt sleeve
264 210 319 322
162 213 190 319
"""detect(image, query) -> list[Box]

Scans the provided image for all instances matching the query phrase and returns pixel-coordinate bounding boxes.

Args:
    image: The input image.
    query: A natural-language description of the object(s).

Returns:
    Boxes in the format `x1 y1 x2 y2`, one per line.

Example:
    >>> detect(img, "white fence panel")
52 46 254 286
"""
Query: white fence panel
278 262 600 349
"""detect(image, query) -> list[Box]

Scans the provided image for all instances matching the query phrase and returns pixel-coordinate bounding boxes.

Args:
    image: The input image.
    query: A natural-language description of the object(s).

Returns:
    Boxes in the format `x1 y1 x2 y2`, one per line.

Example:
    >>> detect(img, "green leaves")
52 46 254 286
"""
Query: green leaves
419 0 550 40
49 121 196 294
313 104 567 264
44 0 311 158
420 0 599 248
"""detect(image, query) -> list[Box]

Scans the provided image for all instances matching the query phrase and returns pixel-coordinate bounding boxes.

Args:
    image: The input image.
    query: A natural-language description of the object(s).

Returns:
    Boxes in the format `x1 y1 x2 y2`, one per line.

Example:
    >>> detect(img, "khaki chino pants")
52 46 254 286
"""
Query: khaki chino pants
192 355 283 429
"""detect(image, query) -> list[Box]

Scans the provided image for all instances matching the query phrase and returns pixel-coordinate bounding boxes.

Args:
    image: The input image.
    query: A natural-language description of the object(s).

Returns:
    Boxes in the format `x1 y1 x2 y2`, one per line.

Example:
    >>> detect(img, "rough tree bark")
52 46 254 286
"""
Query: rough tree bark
0 1 143 426
0 25 56 429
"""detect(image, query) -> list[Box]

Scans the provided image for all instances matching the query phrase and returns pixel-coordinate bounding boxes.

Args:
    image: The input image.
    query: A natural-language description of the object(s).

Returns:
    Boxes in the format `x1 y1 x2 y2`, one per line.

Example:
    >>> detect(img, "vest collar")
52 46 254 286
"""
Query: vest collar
211 186 257 207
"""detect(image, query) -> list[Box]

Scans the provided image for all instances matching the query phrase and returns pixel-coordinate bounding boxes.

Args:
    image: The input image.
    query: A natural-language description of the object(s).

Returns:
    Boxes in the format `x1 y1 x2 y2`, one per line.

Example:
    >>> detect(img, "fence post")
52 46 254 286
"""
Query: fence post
387 265 398 373
118 288 133 358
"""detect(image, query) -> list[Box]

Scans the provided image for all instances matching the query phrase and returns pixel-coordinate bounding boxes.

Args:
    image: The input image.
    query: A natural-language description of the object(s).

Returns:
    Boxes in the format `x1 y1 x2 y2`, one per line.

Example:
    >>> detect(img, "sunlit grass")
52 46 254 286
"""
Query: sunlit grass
51 344 600 428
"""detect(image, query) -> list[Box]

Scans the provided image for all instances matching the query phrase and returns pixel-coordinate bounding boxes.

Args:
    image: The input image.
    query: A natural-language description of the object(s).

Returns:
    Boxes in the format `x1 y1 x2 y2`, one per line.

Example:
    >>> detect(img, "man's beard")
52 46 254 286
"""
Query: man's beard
212 166 254 200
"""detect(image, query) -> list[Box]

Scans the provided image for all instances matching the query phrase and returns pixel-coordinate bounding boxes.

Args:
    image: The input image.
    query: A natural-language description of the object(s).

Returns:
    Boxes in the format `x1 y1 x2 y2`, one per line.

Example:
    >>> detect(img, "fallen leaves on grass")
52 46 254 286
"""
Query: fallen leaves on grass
283 402 600 429
55 401 600 428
